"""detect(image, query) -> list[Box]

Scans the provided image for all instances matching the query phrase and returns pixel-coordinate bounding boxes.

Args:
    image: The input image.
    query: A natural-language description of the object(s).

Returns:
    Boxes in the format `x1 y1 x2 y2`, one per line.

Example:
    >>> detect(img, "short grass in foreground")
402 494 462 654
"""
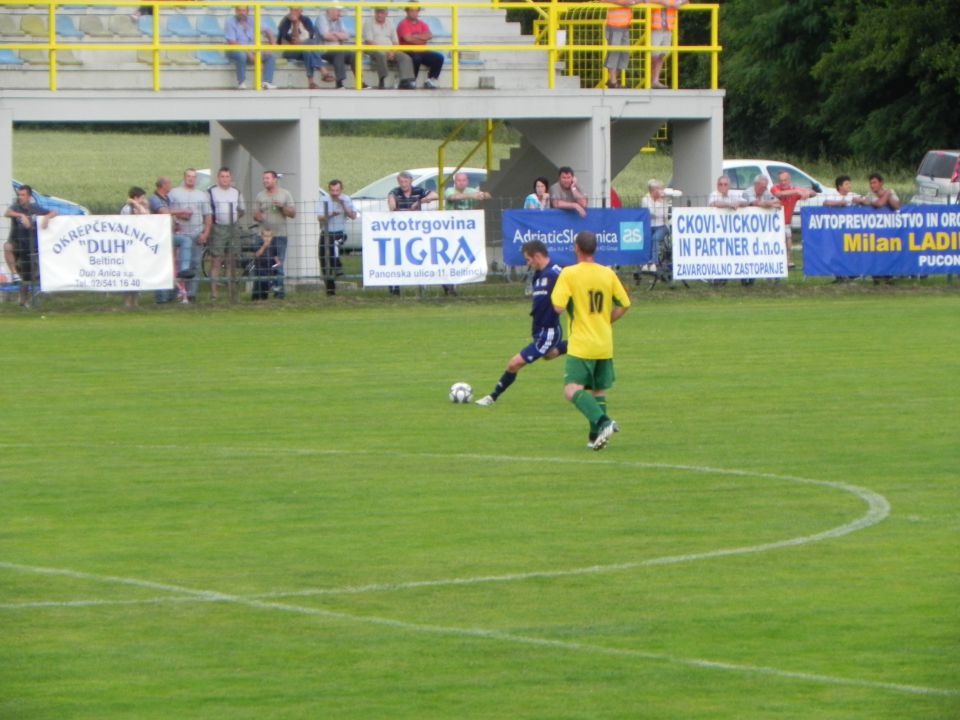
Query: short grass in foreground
0 295 957 719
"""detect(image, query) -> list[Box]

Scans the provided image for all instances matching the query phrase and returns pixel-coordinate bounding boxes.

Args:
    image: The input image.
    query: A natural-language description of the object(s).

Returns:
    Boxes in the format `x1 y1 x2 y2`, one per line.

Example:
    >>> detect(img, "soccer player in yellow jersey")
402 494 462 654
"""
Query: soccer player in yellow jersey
551 231 631 450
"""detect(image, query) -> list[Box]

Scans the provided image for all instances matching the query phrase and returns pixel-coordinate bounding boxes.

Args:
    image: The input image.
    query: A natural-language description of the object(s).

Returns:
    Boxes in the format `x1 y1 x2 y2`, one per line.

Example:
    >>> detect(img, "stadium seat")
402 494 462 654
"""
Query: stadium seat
196 50 230 65
20 48 83 65
55 15 85 38
20 15 48 39
260 15 279 36
108 15 141 38
137 49 171 65
79 14 112 38
165 14 197 38
0 49 24 65
0 14 20 37
423 16 451 43
137 14 171 38
339 14 356 37
196 15 224 39
168 51 200 65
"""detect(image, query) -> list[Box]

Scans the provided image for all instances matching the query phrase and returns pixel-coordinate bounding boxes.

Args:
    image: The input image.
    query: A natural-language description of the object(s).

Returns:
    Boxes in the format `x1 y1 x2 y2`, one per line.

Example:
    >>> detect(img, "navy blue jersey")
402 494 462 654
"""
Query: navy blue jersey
530 262 563 333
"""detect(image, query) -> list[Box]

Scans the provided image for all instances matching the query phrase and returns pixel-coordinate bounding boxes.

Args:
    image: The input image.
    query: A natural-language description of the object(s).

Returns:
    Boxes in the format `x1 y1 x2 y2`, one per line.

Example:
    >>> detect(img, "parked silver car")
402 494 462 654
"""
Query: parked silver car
911 150 960 205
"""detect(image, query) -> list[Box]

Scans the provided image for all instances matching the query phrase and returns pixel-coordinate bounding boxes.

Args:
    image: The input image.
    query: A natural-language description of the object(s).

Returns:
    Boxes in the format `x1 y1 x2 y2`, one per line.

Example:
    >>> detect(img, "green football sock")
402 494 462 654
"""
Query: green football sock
572 389 604 426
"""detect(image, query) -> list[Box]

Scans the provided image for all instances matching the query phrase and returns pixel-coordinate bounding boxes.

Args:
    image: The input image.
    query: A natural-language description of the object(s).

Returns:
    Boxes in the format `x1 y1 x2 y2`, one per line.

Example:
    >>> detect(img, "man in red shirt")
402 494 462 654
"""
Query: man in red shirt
770 170 817 270
396 2 444 89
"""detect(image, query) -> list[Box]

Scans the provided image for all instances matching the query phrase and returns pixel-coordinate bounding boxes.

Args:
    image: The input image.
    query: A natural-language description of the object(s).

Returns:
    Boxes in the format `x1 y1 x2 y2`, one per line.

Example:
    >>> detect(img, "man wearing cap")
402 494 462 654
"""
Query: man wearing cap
396 2 444 90
363 6 416 89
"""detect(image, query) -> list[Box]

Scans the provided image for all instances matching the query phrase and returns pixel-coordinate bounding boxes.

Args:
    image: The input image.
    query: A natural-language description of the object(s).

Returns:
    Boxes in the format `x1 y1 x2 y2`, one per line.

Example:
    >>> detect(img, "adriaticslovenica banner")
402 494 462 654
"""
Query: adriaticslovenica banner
801 206 960 276
500 209 652 266
671 207 788 281
38 215 173 292
362 210 487 287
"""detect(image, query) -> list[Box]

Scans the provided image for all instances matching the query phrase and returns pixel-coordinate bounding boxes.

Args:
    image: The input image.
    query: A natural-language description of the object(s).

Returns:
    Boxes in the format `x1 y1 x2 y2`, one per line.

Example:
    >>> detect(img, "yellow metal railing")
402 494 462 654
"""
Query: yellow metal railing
0 1 720 92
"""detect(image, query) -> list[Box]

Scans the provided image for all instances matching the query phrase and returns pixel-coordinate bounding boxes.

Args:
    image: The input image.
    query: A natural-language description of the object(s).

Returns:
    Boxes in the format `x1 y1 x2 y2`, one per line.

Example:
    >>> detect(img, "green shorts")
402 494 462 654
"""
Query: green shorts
209 224 241 257
563 356 615 390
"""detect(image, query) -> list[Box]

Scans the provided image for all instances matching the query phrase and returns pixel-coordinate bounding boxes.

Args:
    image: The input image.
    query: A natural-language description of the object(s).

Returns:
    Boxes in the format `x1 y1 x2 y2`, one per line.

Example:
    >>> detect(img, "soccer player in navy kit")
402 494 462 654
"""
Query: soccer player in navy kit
476 240 567 406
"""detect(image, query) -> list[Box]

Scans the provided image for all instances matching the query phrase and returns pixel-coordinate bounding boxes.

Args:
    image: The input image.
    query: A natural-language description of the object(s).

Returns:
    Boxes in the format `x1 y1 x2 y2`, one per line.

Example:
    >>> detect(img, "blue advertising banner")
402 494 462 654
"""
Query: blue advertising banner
501 209 652 266
802 206 960 276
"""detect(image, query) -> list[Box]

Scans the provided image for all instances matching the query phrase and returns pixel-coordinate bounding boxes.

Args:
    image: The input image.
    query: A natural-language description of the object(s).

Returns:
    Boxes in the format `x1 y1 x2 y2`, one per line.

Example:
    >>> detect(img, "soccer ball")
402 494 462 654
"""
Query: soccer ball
449 382 473 404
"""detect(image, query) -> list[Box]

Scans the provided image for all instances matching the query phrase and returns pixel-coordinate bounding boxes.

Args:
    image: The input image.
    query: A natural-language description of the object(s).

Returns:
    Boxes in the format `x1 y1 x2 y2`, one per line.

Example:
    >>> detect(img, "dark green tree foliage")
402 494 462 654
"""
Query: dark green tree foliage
813 1 960 164
720 0 836 157
722 0 960 164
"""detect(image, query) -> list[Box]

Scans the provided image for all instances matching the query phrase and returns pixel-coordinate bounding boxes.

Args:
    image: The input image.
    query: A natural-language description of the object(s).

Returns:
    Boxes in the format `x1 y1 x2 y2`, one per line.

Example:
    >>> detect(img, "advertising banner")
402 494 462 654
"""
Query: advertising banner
38 215 173 292
501 209 651 266
802 206 960 276
671 207 788 281
362 210 487 287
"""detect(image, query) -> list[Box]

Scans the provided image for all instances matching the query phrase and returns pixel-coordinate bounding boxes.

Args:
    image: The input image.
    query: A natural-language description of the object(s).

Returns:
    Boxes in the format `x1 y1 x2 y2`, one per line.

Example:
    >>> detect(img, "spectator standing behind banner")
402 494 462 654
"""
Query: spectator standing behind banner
149 175 181 304
225 5 277 91
641 178 669 270
387 170 437 295
207 167 246 302
317 179 357 297
854 173 901 285
550 166 588 218
444 171 491 210
770 170 817 270
708 175 746 209
603 0 637 89
253 170 296 299
118 186 149 309
524 176 551 210
4 185 56 308
169 168 212 303
822 175 861 284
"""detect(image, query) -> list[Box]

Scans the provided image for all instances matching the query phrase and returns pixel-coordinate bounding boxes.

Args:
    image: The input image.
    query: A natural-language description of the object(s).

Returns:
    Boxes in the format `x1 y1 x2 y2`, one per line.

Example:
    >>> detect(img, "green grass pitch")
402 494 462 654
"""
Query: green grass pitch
1 294 958 719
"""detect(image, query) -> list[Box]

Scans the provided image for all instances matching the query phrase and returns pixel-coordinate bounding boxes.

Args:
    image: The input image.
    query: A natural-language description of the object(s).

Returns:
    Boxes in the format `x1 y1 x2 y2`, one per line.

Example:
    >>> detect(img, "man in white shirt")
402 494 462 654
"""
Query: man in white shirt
317 179 357 296
168 168 212 302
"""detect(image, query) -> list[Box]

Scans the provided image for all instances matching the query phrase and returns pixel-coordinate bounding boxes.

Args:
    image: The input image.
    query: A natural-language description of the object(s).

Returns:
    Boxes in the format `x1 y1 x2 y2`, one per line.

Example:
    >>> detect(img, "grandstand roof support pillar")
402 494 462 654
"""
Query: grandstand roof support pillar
215 110 321 282
671 106 724 203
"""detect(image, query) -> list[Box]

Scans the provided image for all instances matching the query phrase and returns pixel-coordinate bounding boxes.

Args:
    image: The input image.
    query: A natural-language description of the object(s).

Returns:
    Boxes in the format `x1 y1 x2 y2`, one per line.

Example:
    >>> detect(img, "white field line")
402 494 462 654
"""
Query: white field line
2 448 950 697
0 559 956 698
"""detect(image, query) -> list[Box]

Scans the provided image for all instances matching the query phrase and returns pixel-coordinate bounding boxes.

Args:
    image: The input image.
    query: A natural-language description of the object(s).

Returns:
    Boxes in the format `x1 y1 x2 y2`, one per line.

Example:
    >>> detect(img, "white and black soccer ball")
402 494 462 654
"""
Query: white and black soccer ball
449 382 473 404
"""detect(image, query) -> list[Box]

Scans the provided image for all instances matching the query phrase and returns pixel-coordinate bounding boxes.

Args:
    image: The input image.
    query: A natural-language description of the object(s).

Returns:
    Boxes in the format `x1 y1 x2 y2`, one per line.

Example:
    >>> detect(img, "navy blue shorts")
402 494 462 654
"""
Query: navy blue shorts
520 326 567 364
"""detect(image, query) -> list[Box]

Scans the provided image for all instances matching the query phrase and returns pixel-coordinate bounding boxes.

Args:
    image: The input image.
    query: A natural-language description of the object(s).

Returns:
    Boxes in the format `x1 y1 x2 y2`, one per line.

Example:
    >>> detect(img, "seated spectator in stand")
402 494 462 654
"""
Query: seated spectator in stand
278 6 333 89
642 178 669 269
4 185 56 307
363 6 416 90
524 176 551 210
225 5 277 90
549 166 587 218
387 170 438 295
396 2 444 90
708 174 746 209
316 5 364 89
770 170 817 270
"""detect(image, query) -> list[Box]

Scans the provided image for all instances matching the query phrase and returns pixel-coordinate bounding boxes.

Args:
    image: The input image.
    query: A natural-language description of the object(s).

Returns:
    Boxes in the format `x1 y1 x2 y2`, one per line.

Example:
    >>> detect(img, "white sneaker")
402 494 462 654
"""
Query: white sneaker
423 79 438 90
262 82 276 90
237 82 247 90
10 273 21 283
475 395 495 407
592 420 618 451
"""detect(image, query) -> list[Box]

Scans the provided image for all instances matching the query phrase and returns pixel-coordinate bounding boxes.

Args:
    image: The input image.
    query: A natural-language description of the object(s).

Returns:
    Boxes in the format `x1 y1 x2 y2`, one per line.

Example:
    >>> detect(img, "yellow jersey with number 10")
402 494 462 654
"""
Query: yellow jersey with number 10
551 261 631 359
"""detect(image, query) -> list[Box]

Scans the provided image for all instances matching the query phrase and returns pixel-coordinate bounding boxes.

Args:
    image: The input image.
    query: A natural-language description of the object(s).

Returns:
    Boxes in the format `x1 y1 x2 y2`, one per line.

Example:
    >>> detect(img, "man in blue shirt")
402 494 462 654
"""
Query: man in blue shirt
475 239 567 406
225 5 277 90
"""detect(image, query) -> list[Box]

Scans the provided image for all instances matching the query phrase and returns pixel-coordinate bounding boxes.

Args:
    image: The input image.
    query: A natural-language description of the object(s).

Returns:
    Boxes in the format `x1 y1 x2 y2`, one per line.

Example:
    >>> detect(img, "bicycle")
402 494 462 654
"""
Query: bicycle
201 225 260 281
